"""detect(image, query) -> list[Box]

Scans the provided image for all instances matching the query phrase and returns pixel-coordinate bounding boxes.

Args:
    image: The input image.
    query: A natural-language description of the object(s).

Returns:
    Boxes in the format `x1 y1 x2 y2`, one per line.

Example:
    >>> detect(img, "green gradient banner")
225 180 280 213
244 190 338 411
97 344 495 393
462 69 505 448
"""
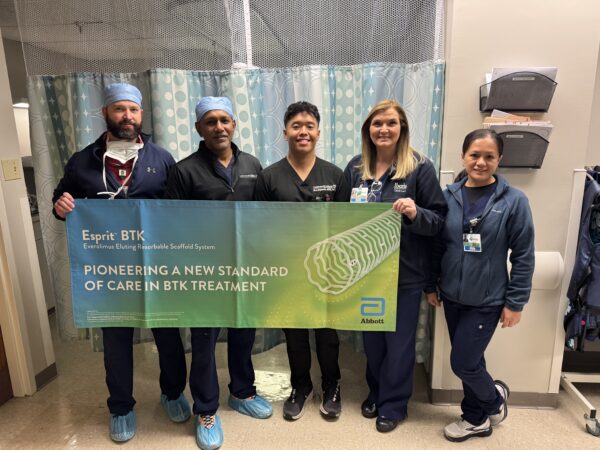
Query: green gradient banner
67 200 400 330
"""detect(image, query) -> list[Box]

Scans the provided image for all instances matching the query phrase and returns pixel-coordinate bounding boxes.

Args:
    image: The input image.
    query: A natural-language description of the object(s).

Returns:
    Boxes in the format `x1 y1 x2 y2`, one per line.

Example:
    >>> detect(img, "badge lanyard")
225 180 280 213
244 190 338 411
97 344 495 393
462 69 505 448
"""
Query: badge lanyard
97 137 142 199
463 217 482 253
350 179 384 203
367 180 382 203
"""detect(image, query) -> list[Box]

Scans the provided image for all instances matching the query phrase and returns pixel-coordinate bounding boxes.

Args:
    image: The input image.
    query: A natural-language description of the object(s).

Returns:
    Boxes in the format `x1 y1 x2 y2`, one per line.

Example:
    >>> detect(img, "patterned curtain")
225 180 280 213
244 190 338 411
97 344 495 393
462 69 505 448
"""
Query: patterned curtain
29 62 444 361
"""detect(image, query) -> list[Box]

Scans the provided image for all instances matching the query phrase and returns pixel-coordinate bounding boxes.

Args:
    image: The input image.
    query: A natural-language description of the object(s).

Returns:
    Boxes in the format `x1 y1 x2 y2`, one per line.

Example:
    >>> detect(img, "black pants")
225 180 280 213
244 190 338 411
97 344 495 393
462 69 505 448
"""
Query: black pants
103 327 187 416
189 327 257 416
283 328 340 393
443 300 504 426
363 287 422 420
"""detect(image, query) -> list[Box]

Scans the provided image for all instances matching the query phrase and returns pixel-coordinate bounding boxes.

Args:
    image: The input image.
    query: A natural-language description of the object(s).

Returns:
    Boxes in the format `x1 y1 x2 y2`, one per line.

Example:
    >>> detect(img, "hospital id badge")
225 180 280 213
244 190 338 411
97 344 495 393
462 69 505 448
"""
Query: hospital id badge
463 233 482 252
350 187 369 203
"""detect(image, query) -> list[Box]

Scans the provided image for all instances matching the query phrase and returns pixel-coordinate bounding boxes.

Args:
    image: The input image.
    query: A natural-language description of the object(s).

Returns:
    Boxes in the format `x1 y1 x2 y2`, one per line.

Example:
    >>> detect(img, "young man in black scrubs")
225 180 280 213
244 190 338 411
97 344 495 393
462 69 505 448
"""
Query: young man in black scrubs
254 101 349 421
165 96 272 450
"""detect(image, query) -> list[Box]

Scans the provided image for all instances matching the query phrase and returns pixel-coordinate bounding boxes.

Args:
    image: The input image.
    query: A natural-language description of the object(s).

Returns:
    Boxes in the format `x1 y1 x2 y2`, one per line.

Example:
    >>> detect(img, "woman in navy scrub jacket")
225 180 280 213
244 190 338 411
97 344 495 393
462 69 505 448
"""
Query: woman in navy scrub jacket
344 99 447 433
427 129 534 443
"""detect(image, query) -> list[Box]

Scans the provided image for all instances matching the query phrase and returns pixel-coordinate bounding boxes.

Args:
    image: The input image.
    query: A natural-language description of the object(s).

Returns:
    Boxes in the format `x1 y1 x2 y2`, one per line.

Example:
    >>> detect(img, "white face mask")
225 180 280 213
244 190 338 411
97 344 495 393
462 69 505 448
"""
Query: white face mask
105 140 143 164
98 141 144 199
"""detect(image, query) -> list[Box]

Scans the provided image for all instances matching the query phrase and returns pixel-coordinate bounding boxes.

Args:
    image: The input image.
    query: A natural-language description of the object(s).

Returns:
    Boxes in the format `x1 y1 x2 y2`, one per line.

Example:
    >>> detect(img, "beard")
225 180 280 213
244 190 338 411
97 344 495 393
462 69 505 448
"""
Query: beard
106 117 142 140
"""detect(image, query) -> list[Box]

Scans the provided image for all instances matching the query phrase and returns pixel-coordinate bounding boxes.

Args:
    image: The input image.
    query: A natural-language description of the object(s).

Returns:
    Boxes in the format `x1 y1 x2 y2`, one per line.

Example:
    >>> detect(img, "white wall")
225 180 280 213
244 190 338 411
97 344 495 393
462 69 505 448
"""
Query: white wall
14 108 31 158
585 43 600 167
0 32 54 390
2 38 27 102
432 0 600 398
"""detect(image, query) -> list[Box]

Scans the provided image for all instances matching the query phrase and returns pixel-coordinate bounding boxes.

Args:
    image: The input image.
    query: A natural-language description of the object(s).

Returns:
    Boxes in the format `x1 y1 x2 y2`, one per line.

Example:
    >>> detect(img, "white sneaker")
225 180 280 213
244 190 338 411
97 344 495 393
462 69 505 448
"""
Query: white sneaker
444 417 492 442
489 380 510 426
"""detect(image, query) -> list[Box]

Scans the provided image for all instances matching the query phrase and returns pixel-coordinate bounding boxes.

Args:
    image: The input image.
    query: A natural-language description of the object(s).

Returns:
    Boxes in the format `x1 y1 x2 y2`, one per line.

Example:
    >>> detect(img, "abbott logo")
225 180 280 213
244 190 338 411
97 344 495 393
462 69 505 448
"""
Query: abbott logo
360 298 385 317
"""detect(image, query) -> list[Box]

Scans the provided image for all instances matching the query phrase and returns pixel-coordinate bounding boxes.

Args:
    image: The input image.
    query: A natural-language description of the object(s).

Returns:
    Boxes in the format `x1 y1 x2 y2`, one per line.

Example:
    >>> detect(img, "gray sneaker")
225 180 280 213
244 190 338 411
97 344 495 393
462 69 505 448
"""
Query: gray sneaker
489 380 510 426
444 417 492 442
283 389 313 420
319 383 341 419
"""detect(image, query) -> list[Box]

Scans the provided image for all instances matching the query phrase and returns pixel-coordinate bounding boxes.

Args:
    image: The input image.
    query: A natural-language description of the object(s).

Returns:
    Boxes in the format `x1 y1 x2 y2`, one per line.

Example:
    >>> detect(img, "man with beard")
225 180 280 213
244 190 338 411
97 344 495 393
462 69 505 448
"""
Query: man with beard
165 96 271 450
53 83 190 443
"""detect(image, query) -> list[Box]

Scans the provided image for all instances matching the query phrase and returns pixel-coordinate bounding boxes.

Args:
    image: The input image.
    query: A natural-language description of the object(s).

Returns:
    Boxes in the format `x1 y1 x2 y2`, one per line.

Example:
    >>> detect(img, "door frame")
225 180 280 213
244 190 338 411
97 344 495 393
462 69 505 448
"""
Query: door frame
0 182 36 396
0 322 14 404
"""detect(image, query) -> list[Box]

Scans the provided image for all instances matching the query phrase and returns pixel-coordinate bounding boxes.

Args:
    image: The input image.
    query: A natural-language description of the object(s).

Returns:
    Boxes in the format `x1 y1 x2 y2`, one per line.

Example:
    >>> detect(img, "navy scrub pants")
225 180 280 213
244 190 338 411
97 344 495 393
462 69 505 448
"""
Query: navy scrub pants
103 327 187 416
189 327 257 416
283 328 340 394
443 299 504 426
363 287 422 421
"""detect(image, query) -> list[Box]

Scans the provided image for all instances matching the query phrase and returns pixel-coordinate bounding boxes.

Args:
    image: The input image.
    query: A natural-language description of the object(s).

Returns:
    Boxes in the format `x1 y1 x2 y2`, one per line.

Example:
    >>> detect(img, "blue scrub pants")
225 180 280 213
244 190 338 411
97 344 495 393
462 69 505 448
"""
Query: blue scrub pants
363 287 422 420
103 327 187 416
443 299 504 426
189 327 257 416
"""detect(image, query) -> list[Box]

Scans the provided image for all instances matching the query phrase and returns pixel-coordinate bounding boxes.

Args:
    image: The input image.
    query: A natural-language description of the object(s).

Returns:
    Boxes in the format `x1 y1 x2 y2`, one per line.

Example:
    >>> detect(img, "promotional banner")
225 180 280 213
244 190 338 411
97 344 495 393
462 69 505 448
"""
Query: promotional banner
67 200 401 331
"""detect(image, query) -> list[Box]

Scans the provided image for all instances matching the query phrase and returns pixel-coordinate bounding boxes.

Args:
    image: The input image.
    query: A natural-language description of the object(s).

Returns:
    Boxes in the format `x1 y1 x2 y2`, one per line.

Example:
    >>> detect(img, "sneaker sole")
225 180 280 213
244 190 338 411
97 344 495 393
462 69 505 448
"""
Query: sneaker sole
491 379 510 425
494 379 510 400
283 391 313 421
444 427 493 442
319 402 341 419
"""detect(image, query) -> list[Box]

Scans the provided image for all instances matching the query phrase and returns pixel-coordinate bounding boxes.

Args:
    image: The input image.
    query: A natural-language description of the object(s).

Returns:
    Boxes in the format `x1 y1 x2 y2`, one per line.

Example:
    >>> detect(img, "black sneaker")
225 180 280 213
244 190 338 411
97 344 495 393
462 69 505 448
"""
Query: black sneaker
361 398 377 419
320 383 341 419
283 388 313 421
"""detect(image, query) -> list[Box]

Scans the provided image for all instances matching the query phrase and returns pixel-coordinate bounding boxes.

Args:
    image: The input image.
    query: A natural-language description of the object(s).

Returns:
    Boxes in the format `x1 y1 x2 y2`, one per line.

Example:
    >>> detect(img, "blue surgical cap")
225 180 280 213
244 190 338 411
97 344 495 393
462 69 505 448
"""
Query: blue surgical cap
103 83 142 107
195 96 234 122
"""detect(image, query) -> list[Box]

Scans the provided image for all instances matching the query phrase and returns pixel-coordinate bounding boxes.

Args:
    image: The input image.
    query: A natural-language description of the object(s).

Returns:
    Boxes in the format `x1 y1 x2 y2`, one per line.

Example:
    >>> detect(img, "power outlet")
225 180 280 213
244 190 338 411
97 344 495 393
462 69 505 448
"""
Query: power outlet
1 159 22 181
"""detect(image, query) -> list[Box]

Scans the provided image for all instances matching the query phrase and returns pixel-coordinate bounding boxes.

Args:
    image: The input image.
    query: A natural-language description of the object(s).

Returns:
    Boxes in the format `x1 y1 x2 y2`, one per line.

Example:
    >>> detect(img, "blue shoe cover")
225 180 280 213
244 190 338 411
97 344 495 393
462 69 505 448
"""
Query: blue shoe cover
195 414 224 450
161 393 191 423
109 410 136 442
228 394 273 419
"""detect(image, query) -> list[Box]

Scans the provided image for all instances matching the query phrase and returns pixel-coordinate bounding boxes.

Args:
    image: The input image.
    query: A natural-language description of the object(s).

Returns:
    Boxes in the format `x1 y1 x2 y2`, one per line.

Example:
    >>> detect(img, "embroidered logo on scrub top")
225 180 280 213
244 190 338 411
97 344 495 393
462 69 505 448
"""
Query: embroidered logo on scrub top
393 182 407 193
313 185 337 202
313 185 337 192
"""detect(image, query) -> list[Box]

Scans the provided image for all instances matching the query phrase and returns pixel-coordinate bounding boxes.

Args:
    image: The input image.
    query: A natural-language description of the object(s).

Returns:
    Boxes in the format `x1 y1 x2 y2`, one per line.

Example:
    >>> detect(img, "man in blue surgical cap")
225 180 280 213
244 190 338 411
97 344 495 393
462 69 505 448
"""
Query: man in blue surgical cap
52 82 190 443
165 96 271 450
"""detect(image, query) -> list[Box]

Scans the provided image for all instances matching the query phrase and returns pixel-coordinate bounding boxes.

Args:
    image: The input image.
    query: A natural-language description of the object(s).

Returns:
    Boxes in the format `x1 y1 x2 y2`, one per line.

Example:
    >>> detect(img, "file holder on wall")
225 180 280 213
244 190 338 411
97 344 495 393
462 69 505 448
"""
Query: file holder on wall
480 71 557 112
498 131 549 169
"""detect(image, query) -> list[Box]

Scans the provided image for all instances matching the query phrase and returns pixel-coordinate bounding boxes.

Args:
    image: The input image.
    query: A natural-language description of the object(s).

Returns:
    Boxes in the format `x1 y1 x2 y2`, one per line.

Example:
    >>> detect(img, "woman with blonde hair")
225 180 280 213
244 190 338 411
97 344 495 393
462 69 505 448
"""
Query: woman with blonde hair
344 99 447 432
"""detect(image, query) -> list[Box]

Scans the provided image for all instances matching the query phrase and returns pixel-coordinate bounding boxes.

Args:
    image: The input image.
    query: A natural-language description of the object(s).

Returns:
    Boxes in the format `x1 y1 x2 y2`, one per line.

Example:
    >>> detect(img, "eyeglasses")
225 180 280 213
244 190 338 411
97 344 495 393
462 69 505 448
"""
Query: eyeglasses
367 180 382 203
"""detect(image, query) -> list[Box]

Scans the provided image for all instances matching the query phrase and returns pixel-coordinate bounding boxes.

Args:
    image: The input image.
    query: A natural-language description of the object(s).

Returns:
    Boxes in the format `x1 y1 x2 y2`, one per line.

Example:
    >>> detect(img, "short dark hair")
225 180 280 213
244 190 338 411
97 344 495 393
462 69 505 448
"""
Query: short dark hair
283 101 320 126
462 129 504 156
